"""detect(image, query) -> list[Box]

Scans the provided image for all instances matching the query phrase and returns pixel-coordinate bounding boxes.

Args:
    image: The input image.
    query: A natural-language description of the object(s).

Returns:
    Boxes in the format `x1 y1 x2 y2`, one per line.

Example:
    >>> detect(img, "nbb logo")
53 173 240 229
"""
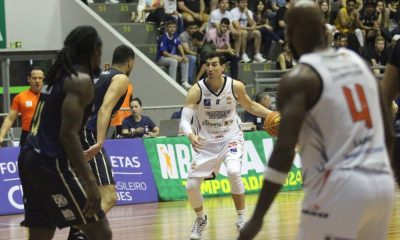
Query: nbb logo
156 139 301 180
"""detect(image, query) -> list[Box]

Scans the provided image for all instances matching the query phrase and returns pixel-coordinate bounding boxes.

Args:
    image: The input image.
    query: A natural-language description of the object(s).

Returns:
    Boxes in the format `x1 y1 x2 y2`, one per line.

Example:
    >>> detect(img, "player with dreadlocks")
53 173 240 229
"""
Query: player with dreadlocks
17 26 112 240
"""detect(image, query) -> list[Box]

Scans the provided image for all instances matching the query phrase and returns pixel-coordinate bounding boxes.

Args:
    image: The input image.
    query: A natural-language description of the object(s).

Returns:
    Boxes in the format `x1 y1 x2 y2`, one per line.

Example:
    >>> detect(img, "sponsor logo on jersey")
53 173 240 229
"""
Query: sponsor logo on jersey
61 209 76 221
204 99 211 106
52 194 69 208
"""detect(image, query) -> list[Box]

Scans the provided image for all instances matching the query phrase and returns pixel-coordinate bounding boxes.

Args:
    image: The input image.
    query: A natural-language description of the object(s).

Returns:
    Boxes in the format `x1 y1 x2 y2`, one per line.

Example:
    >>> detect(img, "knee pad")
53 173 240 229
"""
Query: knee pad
186 178 204 209
227 167 245 195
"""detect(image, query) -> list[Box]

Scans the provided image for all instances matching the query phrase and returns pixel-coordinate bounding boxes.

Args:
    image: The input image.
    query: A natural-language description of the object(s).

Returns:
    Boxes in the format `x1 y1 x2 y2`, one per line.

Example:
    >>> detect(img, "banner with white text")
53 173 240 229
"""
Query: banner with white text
0 138 158 215
144 131 303 201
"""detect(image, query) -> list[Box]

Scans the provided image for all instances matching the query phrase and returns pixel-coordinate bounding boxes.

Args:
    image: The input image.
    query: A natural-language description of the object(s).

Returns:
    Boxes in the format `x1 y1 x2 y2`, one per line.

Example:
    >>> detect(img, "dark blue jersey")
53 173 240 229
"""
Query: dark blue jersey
25 71 93 158
85 68 127 132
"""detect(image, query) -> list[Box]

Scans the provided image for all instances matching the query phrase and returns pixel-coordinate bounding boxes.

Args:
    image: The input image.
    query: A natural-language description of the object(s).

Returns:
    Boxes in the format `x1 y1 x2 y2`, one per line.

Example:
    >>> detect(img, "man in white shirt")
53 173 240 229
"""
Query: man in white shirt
208 0 242 60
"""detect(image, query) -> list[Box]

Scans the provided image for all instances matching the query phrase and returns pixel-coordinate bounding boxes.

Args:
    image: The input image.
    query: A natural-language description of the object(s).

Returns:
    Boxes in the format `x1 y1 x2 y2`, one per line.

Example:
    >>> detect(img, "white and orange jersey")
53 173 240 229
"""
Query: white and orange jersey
193 75 243 142
298 48 391 187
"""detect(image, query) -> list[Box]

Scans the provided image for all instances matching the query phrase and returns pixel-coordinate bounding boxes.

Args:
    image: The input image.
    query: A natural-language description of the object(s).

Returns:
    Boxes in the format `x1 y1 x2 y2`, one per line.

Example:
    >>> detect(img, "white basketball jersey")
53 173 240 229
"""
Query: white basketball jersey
193 76 242 142
298 48 391 187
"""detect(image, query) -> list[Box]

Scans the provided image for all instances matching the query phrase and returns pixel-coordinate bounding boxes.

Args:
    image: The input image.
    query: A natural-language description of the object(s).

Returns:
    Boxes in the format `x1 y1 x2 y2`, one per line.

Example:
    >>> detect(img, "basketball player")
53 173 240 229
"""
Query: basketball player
80 44 135 212
0 66 44 146
238 1 395 240
381 40 400 186
180 52 272 240
17 26 111 240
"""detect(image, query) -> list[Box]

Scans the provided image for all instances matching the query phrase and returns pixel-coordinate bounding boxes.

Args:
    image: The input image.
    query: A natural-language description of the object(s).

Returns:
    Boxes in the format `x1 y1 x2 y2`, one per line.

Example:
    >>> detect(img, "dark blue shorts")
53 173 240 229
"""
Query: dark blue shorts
18 148 105 229
80 129 115 186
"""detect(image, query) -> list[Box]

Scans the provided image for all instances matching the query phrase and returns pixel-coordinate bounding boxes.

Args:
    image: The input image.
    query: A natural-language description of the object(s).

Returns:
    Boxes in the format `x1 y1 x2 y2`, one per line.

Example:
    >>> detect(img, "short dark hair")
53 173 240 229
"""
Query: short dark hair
255 91 269 103
186 21 198 28
28 66 45 77
192 31 204 41
112 44 135 65
166 20 177 27
131 97 142 107
220 18 230 26
205 52 225 64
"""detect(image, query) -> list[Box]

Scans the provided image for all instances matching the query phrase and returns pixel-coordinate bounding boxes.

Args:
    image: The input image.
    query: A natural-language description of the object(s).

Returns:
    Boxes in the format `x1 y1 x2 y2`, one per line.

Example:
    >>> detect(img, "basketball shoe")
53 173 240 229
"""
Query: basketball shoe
236 219 246 232
190 215 208 240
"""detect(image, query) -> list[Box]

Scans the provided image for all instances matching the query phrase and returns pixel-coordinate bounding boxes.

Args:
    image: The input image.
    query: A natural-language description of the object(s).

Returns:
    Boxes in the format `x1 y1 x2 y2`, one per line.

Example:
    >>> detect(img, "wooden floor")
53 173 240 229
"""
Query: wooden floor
0 190 399 240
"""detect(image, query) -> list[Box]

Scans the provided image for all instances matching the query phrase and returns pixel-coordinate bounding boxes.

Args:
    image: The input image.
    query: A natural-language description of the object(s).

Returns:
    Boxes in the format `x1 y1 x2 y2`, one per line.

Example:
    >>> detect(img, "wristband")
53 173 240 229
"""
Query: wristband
264 165 288 185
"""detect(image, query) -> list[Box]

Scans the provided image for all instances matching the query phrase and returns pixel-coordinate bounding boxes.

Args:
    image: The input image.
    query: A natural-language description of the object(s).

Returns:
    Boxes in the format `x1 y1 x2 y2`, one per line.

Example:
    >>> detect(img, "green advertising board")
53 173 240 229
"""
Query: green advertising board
0 0 6 49
144 131 303 201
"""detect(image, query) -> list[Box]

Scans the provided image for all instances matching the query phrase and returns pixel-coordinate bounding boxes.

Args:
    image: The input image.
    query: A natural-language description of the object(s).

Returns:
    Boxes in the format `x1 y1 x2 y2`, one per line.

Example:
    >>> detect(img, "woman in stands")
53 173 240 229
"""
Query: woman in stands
253 0 284 60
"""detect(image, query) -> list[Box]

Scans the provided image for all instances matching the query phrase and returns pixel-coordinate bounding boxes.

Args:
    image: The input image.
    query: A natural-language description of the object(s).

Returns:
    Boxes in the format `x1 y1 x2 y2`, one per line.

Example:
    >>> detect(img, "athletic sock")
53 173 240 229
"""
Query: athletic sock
237 209 246 222
196 210 205 220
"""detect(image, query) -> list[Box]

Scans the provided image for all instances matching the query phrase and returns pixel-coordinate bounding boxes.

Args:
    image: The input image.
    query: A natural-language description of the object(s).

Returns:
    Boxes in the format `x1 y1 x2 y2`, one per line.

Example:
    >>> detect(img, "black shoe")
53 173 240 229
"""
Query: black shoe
68 227 87 240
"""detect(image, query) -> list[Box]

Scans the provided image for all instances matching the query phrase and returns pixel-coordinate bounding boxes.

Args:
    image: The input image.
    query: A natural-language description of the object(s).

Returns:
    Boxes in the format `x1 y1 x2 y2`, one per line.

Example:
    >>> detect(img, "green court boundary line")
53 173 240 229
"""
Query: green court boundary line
0 86 29 94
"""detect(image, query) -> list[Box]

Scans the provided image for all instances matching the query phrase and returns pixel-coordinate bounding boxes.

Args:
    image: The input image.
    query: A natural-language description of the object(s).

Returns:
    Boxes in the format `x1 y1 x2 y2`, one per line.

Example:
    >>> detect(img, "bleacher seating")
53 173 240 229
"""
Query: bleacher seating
88 1 282 96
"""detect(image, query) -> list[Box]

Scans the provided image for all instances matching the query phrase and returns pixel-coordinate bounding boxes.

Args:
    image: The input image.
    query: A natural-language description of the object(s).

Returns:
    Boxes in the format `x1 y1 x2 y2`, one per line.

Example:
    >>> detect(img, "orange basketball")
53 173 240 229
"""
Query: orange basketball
264 111 281 137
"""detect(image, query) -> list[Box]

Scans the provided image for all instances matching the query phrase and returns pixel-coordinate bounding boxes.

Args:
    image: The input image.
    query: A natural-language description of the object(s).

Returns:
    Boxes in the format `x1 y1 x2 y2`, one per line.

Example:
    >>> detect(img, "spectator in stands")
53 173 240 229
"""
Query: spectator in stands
335 0 365 49
244 91 272 130
0 66 44 146
164 0 184 33
340 0 363 11
180 21 200 84
363 35 389 75
203 18 239 79
178 0 209 32
319 0 331 24
171 107 183 119
271 0 286 12
208 0 242 60
231 0 266 63
376 0 391 41
333 32 342 48
122 98 160 138
157 20 191 89
276 42 294 70
145 0 166 31
359 0 380 43
274 0 292 40
253 0 285 60
339 33 349 48
110 83 133 136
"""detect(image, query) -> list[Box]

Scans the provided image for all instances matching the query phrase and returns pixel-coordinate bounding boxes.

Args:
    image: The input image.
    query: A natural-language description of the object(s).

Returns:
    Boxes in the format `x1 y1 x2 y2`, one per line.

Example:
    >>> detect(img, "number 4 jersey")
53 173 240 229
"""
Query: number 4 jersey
298 48 392 187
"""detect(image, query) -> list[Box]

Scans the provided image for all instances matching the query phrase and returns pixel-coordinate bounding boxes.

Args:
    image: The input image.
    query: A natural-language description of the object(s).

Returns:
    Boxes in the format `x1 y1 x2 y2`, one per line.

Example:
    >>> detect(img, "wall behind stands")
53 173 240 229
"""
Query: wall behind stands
1 0 62 51
60 0 186 124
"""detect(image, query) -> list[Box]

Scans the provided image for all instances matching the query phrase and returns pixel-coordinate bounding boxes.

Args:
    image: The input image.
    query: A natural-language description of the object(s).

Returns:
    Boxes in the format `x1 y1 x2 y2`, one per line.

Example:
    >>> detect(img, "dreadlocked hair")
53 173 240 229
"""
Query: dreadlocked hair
45 26 102 88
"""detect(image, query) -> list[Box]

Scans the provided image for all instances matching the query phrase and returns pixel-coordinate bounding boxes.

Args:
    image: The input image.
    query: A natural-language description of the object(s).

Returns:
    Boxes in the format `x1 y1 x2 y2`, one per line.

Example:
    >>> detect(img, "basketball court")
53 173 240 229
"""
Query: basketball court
0 190 398 239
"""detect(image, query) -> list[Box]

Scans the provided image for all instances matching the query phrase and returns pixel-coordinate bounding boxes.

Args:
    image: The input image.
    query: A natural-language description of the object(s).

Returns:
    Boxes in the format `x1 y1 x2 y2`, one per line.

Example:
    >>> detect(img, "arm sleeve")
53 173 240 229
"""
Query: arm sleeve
180 107 194 136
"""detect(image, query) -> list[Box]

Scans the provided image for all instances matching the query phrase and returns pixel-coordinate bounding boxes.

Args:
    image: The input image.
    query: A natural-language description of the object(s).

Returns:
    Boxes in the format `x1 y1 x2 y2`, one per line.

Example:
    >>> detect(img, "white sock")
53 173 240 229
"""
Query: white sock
196 210 205 220
237 209 245 222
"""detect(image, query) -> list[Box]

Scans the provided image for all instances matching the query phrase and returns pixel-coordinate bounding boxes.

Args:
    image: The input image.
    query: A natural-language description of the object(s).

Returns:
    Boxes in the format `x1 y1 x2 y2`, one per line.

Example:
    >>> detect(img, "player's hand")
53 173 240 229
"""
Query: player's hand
83 143 102 161
188 133 203 153
82 181 101 218
237 218 263 240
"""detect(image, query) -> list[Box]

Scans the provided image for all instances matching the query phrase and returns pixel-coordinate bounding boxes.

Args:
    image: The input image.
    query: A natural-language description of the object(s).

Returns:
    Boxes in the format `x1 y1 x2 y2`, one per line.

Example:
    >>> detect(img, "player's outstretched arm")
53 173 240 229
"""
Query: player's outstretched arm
85 74 129 160
233 80 272 118
238 65 322 240
60 73 100 217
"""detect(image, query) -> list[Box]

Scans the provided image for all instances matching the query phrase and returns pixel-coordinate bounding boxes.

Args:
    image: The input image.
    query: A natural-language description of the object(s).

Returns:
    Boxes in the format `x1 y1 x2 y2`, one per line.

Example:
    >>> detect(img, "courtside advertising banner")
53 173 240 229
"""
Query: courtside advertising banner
0 138 158 215
144 131 303 201
104 138 158 205
0 147 23 215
